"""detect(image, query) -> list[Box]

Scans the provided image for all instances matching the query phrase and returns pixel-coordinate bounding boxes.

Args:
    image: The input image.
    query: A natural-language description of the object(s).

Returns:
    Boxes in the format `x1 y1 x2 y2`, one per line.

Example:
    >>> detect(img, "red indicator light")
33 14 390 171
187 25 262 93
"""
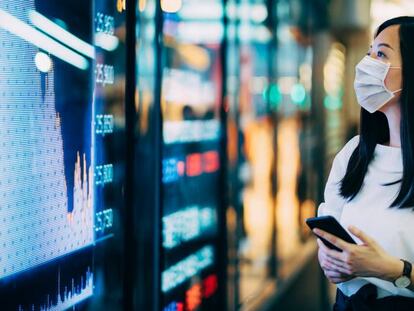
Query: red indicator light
202 151 219 173
177 161 185 176
203 274 218 298
186 153 202 177
185 283 202 311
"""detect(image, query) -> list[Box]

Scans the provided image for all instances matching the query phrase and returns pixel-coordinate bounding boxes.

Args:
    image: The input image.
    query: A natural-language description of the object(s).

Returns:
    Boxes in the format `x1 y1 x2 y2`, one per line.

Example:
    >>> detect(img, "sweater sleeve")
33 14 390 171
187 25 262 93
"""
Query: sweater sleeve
317 135 360 221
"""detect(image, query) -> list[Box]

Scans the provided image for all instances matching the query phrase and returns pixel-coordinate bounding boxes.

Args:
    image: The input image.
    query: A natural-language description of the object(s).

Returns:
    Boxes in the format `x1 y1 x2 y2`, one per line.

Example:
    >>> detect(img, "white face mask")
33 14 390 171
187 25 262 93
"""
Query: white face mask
354 55 402 113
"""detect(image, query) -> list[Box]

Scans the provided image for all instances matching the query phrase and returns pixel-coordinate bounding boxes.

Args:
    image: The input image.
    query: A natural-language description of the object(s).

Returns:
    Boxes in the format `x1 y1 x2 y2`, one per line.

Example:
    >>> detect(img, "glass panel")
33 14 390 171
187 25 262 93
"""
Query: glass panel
90 0 126 309
274 0 316 280
134 0 160 307
0 0 126 309
224 0 242 308
160 0 224 309
228 0 276 303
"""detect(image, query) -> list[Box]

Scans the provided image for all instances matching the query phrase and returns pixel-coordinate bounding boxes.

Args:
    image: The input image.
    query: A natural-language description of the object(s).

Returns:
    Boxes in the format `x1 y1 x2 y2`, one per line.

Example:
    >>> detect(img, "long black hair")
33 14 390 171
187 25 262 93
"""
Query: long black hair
340 16 414 208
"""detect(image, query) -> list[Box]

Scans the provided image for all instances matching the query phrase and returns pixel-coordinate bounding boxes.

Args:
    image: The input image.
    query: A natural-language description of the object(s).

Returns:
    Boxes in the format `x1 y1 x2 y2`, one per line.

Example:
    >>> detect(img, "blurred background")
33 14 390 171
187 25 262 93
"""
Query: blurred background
0 0 413 310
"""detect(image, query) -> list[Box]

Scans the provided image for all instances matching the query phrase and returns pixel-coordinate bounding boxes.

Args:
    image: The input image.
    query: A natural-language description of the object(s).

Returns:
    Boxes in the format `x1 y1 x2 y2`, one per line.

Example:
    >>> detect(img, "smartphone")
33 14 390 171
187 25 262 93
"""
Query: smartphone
306 216 356 252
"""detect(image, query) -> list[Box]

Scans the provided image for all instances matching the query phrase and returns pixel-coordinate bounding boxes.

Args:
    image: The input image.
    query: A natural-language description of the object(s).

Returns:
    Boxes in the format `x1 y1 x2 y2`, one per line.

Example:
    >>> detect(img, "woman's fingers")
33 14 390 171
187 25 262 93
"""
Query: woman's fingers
327 260 352 275
324 270 353 284
318 248 352 275
313 228 353 252
317 239 347 263
324 269 345 278
326 248 347 262
322 256 349 273
317 237 354 282
317 238 354 276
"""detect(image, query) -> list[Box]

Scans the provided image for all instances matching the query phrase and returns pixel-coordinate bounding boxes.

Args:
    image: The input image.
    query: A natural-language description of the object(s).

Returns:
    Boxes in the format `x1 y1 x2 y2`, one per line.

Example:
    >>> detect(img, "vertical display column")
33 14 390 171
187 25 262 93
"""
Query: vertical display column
160 0 225 310
94 0 126 240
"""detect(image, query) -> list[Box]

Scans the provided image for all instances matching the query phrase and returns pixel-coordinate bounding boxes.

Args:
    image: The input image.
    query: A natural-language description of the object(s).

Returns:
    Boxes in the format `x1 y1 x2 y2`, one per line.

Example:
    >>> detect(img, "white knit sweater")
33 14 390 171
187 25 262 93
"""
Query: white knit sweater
318 135 414 298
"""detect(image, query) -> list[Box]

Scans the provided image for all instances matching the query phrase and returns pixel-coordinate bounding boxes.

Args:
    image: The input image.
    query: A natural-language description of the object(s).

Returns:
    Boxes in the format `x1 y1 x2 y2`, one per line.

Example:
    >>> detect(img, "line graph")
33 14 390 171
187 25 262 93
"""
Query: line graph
17 267 94 311
0 0 94 280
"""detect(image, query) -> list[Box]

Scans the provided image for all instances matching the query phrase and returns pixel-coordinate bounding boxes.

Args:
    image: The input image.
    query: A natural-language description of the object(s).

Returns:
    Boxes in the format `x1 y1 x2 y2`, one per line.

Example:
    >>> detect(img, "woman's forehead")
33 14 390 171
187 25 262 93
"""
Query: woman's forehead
373 25 400 50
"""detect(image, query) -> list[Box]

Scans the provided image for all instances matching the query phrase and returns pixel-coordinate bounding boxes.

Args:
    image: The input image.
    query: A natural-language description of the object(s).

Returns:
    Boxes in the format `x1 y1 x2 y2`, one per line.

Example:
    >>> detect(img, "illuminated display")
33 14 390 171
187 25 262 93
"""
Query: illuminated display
0 0 125 309
163 120 221 144
162 68 216 105
30 268 93 311
202 274 218 298
160 0 224 309
185 283 202 311
162 150 220 183
162 245 214 293
95 63 115 85
164 301 185 311
162 158 186 183
0 0 93 281
95 208 114 234
95 163 114 186
95 114 114 136
163 206 217 249
95 12 115 35
162 274 218 311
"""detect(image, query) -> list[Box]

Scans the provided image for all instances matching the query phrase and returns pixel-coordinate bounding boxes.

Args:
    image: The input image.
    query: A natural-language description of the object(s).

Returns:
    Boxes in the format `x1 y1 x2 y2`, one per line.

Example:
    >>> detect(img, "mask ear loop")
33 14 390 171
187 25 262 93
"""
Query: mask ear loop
386 65 402 94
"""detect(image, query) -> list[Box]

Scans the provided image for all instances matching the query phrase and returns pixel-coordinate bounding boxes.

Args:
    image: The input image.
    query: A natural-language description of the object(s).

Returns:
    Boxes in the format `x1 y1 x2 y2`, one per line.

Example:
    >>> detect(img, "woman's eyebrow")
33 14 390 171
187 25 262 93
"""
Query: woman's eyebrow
378 43 394 50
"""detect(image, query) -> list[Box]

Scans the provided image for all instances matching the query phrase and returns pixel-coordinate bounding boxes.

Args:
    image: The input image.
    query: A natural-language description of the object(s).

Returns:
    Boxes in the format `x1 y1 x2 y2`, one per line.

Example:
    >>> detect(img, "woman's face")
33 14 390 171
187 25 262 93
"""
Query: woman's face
368 25 403 110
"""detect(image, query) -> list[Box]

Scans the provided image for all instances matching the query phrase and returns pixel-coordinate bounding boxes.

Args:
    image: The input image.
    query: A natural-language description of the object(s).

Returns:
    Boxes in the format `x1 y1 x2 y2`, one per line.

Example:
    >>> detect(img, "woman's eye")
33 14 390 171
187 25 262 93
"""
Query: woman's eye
377 51 386 58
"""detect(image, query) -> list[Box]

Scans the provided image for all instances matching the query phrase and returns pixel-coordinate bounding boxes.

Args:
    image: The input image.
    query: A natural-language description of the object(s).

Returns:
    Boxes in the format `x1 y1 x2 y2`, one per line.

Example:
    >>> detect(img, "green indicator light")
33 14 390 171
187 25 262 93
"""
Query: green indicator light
264 84 282 109
290 83 306 105
269 84 282 106
324 95 342 110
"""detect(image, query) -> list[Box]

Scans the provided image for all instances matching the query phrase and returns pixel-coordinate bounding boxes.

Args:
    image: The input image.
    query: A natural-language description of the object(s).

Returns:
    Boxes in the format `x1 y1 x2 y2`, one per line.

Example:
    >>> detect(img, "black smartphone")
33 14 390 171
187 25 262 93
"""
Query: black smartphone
306 216 356 252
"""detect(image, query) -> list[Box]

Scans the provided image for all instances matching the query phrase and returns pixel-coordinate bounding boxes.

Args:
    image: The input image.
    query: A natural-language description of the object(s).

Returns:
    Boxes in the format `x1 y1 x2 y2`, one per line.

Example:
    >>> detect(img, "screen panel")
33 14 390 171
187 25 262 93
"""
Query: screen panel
160 0 224 310
228 0 277 303
0 0 126 309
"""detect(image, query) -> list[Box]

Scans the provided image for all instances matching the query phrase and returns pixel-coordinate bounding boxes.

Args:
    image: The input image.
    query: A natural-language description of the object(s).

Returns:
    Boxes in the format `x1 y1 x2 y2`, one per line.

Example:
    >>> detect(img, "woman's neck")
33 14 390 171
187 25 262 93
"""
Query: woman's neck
381 102 401 147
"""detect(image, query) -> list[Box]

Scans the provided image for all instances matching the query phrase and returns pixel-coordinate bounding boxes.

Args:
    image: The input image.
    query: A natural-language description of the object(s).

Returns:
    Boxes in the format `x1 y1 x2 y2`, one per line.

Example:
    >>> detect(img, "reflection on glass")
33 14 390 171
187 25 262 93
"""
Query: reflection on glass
227 0 321 305
240 117 275 300
160 0 224 310
226 0 276 303
274 0 317 280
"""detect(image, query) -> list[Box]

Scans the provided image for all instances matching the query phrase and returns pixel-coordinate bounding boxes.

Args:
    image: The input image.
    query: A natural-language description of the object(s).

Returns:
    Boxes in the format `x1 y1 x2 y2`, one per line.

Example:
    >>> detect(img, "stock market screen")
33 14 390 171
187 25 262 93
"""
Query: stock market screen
160 0 224 310
0 0 126 309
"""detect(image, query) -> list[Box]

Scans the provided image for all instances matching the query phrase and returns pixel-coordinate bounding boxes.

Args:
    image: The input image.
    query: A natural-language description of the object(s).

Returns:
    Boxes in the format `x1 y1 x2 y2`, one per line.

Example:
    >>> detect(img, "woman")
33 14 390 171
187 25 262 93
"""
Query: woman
316 16 414 310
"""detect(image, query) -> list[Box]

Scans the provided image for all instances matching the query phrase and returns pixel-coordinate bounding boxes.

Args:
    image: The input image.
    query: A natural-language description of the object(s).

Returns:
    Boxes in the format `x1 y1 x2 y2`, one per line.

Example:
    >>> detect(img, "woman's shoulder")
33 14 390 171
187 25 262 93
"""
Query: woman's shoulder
342 135 360 153
334 135 360 167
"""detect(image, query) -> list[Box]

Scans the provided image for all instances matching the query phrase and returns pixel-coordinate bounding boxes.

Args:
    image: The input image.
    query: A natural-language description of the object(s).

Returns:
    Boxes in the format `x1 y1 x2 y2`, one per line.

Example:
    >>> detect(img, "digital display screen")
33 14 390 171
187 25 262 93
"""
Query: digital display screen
160 0 224 309
0 0 125 309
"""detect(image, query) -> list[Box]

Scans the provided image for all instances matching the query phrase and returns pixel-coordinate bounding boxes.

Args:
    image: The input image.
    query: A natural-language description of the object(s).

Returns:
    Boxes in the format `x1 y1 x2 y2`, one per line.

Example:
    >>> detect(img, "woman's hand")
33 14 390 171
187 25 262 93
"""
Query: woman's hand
314 226 403 282
317 239 354 284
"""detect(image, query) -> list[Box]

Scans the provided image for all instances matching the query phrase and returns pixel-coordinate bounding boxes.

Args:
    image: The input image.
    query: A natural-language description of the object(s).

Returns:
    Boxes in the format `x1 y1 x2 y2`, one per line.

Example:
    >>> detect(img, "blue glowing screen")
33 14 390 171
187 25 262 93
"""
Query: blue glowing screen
0 0 125 309
0 1 93 280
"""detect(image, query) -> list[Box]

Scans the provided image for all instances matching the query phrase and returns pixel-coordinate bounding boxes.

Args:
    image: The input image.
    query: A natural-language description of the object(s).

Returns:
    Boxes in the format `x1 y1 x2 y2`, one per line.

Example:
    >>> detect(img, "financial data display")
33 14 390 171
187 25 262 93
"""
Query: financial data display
0 0 125 309
161 0 224 309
